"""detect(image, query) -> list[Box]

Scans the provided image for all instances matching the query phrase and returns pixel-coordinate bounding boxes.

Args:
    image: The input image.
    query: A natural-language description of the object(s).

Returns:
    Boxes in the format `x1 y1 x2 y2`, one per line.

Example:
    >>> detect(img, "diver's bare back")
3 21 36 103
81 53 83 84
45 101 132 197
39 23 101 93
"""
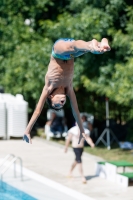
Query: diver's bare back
46 56 74 88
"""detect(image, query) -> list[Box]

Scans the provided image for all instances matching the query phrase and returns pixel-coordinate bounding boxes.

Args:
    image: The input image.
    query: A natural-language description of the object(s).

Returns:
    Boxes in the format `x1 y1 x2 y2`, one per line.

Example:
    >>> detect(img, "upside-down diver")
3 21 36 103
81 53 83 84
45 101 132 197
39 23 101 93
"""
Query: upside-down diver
23 37 111 145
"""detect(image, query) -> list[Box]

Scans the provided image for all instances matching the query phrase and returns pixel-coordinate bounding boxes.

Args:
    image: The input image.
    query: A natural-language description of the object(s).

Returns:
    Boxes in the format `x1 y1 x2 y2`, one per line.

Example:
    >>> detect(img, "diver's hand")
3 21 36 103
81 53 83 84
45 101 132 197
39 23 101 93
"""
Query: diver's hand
23 132 32 144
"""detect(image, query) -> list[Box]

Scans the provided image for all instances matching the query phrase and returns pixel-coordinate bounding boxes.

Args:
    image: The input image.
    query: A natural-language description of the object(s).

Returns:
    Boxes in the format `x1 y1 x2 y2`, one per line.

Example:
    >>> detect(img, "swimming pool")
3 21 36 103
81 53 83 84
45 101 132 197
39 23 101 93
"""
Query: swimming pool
0 181 37 200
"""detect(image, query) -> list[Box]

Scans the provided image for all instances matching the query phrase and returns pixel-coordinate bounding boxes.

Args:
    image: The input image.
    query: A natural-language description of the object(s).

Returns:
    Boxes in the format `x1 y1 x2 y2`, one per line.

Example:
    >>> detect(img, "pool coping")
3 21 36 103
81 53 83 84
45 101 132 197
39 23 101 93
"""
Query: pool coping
0 159 95 200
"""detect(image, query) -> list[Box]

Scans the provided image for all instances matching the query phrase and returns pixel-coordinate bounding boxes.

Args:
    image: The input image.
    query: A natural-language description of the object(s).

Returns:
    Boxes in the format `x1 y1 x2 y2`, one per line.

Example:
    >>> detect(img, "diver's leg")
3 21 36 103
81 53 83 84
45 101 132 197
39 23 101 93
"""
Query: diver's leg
77 148 87 183
68 161 77 177
77 163 87 183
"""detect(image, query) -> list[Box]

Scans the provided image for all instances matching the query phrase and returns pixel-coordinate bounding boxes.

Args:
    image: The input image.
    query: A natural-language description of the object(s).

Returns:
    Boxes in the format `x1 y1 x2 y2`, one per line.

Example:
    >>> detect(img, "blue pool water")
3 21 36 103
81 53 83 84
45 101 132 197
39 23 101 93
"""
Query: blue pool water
0 181 37 200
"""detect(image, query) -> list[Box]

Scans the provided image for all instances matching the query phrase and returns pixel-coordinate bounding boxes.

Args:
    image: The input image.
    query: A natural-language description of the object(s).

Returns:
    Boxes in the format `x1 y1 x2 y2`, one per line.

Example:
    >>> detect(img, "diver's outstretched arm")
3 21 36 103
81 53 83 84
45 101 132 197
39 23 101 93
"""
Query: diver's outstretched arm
67 87 86 144
67 87 84 144
23 85 49 144
67 87 95 147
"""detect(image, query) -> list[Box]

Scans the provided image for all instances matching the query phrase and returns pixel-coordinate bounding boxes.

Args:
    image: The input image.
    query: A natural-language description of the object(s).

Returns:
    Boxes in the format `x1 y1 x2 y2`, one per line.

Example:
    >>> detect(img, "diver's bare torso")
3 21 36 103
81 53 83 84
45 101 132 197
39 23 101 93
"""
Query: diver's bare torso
45 55 74 90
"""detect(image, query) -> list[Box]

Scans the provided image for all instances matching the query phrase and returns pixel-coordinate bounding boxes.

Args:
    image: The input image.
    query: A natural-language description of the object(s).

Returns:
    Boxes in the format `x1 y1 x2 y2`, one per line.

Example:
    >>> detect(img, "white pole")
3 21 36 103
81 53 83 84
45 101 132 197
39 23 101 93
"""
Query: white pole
105 98 110 150
105 98 109 127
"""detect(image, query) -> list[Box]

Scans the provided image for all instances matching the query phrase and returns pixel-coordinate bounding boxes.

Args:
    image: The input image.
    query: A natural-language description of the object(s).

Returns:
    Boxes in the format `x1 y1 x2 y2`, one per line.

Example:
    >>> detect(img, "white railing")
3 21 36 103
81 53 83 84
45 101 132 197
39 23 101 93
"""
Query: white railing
0 154 23 182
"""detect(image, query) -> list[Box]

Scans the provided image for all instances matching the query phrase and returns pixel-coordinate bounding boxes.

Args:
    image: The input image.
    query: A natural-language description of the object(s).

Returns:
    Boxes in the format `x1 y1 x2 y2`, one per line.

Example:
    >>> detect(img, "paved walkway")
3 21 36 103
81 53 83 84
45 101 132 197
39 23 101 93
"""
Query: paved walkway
0 137 133 200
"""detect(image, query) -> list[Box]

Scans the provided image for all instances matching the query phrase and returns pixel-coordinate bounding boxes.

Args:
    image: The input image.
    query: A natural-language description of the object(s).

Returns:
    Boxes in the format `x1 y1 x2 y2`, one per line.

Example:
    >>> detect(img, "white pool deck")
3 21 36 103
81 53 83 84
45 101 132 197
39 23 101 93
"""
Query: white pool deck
1 167 91 200
0 137 133 200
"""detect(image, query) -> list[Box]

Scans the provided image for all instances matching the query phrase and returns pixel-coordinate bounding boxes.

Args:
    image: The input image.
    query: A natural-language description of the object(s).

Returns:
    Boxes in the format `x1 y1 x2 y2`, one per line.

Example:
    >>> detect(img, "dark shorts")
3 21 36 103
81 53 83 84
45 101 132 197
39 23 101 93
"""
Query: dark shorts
73 148 83 163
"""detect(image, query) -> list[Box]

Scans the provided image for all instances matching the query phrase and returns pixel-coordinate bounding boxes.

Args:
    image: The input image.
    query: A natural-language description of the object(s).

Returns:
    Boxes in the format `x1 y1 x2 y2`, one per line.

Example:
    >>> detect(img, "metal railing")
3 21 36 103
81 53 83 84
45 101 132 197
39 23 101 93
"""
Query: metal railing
0 154 23 182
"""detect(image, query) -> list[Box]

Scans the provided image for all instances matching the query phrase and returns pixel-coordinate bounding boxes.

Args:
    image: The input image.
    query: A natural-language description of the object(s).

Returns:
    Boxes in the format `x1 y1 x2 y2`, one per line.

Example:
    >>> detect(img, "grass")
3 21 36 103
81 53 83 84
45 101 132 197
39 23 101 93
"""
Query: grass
84 145 133 163
51 138 133 164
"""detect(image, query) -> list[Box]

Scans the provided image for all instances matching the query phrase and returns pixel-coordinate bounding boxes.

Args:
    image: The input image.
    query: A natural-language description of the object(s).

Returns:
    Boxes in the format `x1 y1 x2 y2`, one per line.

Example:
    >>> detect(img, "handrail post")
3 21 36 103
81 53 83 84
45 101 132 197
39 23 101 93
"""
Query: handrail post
20 158 23 181
16 157 23 181
0 154 23 182
14 160 16 178
0 174 2 186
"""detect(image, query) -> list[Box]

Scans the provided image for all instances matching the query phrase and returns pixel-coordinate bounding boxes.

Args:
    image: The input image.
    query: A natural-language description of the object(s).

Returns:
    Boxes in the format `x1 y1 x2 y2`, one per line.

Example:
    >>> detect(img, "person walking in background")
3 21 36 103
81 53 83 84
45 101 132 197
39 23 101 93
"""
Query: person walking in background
64 123 94 183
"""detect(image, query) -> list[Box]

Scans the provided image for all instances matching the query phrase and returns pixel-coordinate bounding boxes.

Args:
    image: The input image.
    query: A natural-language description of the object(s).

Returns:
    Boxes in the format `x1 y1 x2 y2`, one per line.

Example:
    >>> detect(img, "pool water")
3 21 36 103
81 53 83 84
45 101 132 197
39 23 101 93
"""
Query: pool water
0 181 37 200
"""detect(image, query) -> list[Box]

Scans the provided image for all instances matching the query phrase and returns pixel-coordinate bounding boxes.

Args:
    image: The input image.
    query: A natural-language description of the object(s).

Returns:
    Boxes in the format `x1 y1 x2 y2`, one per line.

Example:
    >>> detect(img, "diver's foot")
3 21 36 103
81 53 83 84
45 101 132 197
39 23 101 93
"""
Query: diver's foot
66 175 73 178
82 177 87 184
67 173 73 178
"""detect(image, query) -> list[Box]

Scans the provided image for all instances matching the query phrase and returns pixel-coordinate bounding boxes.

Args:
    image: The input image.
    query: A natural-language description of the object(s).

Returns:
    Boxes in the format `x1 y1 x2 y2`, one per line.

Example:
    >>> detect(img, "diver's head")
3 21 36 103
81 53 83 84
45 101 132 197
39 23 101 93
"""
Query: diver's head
46 87 66 110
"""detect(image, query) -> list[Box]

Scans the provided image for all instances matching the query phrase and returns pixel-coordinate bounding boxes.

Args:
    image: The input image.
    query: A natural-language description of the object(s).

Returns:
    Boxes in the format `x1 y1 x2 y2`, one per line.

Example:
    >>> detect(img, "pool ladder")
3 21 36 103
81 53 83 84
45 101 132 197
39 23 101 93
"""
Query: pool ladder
0 154 23 182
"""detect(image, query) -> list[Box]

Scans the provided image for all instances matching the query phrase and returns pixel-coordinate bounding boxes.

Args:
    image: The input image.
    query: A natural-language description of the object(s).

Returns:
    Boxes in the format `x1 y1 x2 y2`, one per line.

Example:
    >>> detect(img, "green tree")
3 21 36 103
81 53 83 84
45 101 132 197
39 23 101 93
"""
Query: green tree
0 0 133 123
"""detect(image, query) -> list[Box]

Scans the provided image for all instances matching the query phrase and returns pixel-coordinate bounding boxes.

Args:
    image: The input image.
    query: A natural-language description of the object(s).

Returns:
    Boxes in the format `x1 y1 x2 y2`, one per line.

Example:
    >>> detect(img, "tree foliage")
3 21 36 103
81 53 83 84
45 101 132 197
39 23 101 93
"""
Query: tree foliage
0 0 133 121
